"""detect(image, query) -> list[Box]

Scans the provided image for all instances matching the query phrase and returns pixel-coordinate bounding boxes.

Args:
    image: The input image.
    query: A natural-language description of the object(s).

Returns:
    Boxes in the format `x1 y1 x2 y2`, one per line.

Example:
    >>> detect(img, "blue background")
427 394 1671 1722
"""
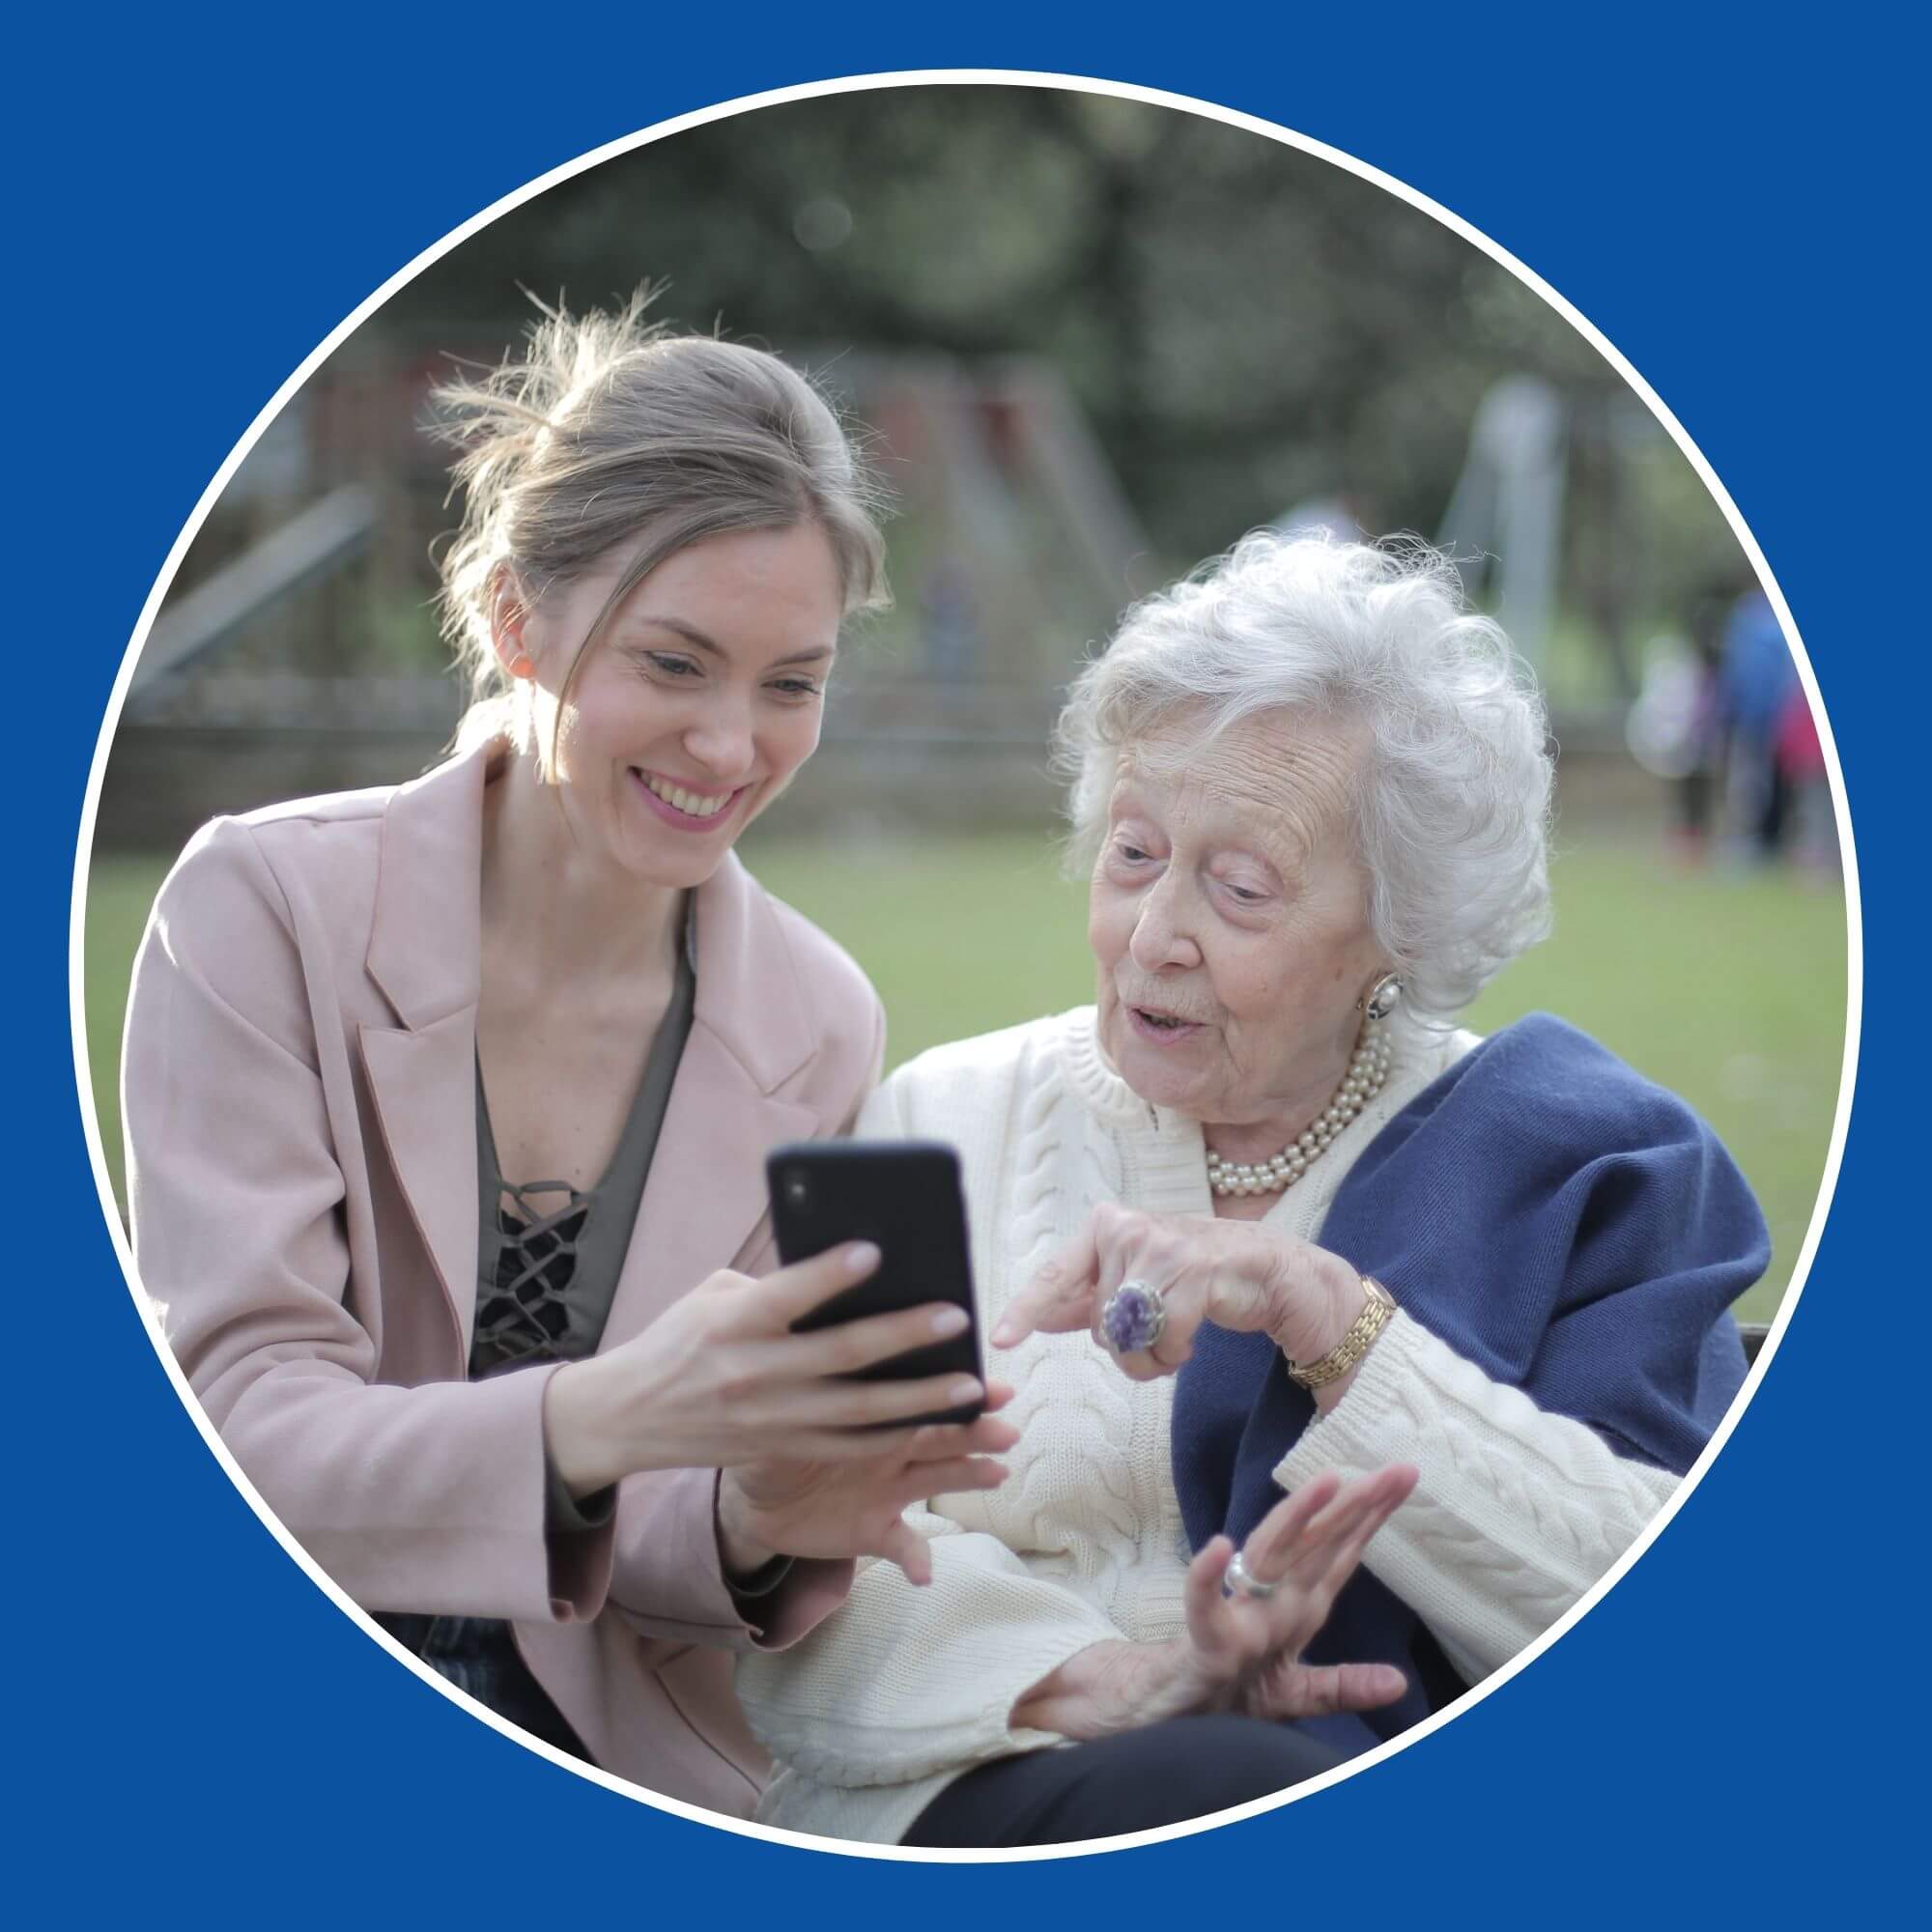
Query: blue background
23 8 1912 1920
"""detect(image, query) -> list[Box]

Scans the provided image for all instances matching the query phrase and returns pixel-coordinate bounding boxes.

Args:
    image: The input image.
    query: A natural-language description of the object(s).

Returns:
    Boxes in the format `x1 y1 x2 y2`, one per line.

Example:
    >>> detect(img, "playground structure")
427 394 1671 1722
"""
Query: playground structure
103 356 1672 850
103 346 1160 848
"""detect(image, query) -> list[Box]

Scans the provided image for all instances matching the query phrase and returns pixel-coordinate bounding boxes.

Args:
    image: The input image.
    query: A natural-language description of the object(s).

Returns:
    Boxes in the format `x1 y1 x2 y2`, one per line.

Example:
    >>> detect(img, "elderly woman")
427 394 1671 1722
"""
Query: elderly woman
735 533 1765 1848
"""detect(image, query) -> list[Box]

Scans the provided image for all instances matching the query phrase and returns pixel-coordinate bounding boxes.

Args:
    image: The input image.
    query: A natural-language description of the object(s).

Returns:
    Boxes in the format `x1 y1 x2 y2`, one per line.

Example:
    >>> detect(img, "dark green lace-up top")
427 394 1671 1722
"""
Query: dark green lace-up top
383 901 711 1757
470 910 696 1382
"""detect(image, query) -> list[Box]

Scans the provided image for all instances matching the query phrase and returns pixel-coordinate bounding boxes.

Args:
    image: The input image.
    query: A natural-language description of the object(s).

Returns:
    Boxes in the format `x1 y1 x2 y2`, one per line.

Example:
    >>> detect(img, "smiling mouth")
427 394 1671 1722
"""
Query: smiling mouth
633 769 746 822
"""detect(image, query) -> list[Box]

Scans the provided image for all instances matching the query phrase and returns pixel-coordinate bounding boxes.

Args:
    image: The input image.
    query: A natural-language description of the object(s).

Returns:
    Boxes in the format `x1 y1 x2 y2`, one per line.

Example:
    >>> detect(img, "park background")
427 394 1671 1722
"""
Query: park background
82 85 1846 1324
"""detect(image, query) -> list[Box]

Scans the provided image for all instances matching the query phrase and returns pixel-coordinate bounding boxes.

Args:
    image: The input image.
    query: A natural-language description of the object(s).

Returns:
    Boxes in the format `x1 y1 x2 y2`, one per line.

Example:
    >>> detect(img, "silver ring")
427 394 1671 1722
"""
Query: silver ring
1223 1550 1278 1601
1099 1278 1167 1355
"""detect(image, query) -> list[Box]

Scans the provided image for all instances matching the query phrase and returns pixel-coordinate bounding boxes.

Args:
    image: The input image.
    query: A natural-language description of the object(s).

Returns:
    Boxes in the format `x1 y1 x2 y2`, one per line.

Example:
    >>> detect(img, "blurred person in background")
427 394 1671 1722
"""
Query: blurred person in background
1674 593 1730 861
737 533 1766 1847
1718 582 1800 862
1774 675 1837 879
1626 592 1728 865
120 295 1015 1817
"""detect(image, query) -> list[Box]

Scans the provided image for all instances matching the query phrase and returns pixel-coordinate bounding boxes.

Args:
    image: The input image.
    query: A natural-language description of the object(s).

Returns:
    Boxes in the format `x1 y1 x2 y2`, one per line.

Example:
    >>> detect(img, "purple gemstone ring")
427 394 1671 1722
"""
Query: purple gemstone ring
1100 1278 1168 1355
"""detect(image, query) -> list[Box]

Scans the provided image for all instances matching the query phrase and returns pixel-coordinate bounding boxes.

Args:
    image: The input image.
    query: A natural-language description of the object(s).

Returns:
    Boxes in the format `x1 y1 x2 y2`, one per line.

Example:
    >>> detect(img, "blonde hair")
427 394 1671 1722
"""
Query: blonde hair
432 290 888 758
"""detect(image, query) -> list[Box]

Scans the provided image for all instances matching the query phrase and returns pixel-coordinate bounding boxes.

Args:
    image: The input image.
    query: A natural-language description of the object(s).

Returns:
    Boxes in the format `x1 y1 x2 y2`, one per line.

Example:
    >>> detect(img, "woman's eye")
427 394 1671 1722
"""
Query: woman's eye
1118 844 1151 865
769 677 822 699
645 652 701 679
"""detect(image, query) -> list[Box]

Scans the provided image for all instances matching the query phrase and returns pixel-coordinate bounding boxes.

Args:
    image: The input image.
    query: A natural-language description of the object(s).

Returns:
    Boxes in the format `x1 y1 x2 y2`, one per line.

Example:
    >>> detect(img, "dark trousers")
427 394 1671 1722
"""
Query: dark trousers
901 1714 1345 1848
376 1612 592 1763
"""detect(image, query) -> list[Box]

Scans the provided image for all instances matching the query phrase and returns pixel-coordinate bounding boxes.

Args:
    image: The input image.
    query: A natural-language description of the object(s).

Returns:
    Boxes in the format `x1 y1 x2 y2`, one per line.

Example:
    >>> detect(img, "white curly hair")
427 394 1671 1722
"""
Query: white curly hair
1053 530 1554 1026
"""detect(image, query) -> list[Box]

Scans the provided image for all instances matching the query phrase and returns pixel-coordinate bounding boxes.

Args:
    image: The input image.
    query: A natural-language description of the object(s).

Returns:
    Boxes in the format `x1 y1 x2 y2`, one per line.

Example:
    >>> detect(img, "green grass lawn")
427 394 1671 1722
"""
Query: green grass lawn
83 830 1848 1324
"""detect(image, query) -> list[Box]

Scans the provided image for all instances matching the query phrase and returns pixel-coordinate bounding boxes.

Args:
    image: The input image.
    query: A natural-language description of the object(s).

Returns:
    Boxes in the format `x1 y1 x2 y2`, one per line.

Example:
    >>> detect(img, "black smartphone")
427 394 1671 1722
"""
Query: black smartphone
766 1139 984 1428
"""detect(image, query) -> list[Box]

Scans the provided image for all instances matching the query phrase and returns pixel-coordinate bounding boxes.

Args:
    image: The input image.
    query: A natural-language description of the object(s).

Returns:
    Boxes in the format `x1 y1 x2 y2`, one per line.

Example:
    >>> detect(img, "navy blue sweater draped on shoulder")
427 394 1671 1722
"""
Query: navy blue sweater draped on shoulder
1169 1014 1767 1756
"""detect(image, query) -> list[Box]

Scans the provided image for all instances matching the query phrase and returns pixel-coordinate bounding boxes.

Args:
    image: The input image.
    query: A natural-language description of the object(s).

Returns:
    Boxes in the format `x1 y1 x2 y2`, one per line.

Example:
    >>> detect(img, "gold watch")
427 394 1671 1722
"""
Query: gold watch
1286 1275 1396 1389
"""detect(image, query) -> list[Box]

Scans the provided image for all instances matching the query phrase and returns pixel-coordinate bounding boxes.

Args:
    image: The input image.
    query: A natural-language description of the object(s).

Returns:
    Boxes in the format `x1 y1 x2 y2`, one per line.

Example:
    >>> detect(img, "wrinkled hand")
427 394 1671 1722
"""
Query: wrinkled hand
720 1386 1020 1584
991 1203 1363 1384
1010 1464 1416 1739
1180 1464 1417 1719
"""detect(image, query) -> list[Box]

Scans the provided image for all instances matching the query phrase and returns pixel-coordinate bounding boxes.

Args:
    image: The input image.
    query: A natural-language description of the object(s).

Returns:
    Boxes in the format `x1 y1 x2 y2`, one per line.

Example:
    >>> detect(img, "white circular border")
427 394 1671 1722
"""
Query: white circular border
67 67 1862 1865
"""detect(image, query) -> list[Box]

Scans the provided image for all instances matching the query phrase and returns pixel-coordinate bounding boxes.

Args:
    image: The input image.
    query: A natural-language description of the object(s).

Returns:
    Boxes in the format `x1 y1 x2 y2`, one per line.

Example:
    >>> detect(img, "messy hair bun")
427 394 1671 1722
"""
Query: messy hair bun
431 288 888 753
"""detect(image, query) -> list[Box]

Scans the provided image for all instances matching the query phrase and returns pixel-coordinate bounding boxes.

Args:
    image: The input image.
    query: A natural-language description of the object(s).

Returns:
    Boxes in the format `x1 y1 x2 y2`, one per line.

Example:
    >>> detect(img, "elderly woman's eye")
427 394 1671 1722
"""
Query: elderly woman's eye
646 652 701 679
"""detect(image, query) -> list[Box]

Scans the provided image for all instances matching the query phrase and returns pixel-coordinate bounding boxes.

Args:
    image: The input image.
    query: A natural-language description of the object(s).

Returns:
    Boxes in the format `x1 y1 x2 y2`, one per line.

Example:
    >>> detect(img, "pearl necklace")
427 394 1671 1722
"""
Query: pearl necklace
1204 1021 1392 1198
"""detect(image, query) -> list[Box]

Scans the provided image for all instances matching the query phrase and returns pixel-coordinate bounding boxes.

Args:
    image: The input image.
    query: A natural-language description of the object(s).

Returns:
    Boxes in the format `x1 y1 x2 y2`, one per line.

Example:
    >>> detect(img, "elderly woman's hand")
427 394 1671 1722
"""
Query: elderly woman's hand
1009 1465 1416 1740
993 1204 1371 1406
1195 1465 1417 1721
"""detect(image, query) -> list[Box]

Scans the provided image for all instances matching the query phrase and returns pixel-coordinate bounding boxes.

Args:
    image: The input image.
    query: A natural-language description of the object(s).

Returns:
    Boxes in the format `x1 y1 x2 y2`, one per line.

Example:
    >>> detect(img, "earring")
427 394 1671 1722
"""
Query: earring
1358 972 1403 1022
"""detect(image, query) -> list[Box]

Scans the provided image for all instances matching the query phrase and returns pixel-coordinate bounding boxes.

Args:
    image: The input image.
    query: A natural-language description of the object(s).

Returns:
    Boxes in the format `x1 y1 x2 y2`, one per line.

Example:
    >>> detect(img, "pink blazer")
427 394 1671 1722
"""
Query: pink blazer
122 736 884 1816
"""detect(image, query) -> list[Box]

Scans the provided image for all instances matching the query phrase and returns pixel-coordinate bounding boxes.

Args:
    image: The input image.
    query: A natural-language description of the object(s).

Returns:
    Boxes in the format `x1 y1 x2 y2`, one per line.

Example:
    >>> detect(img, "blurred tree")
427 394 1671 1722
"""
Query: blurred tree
266 86 1746 696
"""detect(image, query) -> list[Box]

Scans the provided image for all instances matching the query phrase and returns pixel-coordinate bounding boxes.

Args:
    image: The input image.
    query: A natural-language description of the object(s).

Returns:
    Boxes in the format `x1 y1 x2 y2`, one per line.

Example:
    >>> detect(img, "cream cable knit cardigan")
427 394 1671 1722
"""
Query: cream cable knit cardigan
736 1008 1680 1844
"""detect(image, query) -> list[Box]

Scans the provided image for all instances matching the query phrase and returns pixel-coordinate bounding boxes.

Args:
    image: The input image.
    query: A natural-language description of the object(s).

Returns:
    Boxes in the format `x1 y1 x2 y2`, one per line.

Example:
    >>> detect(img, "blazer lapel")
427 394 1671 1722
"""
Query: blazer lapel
602 852 827 1344
358 740 494 1358
360 1011 481 1357
352 757 835 1355
602 1028 819 1344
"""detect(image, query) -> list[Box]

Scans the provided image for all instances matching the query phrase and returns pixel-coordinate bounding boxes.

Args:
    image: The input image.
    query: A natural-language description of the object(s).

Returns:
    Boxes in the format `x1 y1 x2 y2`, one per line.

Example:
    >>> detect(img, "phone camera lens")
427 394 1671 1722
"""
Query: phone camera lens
783 1174 810 1208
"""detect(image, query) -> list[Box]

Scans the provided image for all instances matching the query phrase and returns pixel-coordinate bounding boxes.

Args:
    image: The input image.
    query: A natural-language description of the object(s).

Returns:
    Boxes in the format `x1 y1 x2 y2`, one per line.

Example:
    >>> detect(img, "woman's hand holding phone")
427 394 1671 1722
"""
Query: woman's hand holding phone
543 1240 1017 1577
719 1389 1017 1584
